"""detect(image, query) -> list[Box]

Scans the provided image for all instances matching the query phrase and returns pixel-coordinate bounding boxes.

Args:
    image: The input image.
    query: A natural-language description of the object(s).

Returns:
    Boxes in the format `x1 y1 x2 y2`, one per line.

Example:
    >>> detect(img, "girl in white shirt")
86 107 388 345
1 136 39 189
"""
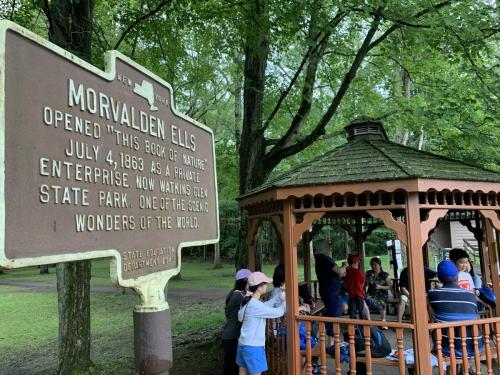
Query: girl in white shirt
236 272 286 375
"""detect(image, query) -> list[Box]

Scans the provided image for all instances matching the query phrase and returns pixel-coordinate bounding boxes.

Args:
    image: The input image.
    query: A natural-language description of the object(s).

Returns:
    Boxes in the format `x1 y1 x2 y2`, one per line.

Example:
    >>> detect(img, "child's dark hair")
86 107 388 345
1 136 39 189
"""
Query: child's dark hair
225 278 248 306
273 264 285 288
449 248 469 263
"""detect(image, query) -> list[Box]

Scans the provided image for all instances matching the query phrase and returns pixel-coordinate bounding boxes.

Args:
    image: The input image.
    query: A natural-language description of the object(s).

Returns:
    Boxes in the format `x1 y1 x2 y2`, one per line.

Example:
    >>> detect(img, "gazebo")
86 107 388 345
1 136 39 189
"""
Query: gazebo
238 118 500 375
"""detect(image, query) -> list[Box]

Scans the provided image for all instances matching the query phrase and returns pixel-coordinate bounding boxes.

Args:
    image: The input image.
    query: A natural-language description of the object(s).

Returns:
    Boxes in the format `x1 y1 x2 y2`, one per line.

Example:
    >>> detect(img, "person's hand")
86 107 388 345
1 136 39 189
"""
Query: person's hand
299 304 310 313
339 265 347 277
465 262 471 273
375 284 381 290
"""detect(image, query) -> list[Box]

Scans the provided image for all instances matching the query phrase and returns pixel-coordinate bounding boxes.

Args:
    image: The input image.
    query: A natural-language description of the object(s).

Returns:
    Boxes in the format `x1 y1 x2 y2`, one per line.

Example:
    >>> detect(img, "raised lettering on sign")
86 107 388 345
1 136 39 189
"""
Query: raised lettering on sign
0 22 219 284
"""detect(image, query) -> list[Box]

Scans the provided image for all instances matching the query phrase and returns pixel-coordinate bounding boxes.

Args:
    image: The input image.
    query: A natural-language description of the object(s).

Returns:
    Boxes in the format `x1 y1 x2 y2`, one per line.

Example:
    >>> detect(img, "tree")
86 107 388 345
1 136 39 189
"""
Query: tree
42 1 93 373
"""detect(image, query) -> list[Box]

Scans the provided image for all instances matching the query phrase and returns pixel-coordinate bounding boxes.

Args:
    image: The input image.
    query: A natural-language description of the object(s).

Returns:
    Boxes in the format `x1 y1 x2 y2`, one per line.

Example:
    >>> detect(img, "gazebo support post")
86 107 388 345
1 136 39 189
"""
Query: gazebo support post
283 198 301 374
406 192 432 375
355 217 365 271
482 214 500 317
247 218 261 271
303 231 312 294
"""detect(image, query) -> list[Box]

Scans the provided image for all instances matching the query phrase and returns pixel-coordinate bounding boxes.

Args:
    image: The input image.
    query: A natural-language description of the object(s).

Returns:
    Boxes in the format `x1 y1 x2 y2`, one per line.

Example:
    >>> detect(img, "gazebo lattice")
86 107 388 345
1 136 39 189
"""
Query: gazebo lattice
238 118 500 375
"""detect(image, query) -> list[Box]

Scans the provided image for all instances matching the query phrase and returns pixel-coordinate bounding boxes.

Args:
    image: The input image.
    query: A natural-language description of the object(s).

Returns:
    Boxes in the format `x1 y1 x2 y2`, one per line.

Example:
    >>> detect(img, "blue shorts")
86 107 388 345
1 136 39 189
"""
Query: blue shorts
236 345 267 374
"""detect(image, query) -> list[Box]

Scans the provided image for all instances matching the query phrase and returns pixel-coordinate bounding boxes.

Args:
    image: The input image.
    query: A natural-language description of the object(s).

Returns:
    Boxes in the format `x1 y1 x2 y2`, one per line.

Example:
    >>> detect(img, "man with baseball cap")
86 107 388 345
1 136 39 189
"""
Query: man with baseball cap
428 261 483 358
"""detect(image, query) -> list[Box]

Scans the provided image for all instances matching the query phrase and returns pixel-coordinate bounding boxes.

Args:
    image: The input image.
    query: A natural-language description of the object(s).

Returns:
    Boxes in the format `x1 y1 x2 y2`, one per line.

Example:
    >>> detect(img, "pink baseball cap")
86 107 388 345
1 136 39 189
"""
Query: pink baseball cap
235 268 252 280
247 271 273 286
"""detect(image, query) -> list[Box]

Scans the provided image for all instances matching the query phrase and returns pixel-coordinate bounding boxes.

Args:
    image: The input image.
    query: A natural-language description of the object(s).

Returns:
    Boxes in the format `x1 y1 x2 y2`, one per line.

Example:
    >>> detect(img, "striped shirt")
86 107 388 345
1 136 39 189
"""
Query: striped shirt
428 284 483 357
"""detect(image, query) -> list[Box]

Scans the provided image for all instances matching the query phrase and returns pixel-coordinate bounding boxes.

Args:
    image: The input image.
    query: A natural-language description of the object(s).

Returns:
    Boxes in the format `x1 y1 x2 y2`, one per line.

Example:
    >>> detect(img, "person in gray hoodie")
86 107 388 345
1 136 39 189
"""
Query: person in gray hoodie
237 272 286 375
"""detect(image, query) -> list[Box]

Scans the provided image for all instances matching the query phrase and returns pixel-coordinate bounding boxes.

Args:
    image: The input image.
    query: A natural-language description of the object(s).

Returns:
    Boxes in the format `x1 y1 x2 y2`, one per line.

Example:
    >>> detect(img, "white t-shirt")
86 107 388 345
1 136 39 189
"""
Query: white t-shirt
457 271 474 291
238 295 286 347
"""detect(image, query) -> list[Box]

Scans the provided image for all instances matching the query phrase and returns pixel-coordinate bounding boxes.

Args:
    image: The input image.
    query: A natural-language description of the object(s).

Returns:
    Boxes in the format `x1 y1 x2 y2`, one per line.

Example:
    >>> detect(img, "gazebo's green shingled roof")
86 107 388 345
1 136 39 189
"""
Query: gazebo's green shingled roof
241 139 500 198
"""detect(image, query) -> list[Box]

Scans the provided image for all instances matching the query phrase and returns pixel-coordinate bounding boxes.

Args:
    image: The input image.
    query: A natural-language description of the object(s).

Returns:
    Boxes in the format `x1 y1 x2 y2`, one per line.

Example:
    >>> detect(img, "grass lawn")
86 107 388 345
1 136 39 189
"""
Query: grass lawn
0 255 390 374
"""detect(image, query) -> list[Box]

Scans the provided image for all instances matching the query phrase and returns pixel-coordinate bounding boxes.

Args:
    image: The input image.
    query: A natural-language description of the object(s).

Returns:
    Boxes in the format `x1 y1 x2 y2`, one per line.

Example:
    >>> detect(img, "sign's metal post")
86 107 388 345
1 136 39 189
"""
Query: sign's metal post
133 281 172 375
0 20 219 374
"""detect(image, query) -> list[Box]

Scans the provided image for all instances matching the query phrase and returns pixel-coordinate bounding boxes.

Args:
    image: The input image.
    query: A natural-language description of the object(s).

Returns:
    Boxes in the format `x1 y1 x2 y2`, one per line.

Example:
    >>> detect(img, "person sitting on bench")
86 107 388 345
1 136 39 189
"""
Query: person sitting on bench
428 260 483 358
398 266 437 322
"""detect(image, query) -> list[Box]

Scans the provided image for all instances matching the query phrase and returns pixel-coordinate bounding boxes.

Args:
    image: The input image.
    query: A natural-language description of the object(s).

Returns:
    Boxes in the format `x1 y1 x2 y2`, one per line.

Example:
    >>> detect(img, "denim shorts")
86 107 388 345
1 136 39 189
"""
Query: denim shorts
236 345 267 374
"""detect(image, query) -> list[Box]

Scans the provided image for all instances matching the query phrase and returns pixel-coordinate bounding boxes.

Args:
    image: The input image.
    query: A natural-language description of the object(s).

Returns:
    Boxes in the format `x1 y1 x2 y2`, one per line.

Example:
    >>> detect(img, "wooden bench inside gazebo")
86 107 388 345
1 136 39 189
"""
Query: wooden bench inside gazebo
238 118 500 375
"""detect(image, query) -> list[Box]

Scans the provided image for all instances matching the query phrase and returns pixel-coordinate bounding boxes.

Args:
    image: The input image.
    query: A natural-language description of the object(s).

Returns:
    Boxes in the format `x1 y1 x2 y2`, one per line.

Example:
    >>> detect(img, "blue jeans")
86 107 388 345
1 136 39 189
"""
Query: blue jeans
319 291 342 337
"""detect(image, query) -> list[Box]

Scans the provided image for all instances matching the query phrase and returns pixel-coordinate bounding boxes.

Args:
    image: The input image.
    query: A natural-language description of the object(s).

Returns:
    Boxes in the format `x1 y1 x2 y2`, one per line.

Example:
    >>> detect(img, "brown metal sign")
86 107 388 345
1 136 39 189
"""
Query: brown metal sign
0 22 219 284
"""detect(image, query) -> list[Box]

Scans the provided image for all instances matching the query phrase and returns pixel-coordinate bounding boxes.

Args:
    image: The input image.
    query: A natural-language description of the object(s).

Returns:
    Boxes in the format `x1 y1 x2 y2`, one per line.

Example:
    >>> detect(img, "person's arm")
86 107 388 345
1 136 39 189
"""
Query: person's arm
333 264 346 277
264 293 284 307
252 300 286 319
376 276 393 291
400 287 410 297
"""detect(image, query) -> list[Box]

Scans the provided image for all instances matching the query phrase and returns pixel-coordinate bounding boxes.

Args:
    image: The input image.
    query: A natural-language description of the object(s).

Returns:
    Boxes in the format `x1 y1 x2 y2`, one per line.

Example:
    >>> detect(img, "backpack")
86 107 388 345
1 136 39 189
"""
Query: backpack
349 326 391 358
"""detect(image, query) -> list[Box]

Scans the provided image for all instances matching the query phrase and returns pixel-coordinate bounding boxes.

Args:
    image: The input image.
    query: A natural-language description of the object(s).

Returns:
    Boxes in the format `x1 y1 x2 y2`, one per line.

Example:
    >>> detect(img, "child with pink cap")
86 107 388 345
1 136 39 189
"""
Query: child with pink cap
236 271 286 375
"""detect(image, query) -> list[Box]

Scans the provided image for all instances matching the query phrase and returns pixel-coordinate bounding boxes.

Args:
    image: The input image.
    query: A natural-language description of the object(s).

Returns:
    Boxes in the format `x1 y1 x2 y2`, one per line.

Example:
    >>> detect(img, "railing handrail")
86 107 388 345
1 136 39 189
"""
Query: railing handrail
296 314 414 329
428 316 500 329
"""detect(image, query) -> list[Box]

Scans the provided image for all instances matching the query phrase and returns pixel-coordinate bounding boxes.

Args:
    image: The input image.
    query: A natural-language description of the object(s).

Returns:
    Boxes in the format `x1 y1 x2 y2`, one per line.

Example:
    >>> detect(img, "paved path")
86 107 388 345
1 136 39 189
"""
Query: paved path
0 279 228 300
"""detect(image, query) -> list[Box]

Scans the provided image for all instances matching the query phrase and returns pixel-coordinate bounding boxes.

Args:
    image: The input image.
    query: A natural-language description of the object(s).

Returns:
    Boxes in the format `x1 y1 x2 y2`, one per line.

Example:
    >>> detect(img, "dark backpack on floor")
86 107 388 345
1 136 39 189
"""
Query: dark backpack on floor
349 326 391 358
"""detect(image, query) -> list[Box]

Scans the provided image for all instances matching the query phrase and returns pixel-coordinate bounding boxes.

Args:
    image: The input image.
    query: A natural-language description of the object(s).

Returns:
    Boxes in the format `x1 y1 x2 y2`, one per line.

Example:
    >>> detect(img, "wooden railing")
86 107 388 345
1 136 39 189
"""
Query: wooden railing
266 315 500 374
429 317 500 375
266 315 414 375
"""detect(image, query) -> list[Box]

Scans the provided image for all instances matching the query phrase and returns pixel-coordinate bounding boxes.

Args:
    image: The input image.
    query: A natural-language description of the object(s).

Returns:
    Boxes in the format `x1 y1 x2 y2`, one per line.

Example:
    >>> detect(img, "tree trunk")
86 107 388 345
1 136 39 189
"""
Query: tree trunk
56 262 91 374
396 68 412 145
233 53 243 150
238 0 270 194
418 127 426 150
42 1 93 373
213 242 222 269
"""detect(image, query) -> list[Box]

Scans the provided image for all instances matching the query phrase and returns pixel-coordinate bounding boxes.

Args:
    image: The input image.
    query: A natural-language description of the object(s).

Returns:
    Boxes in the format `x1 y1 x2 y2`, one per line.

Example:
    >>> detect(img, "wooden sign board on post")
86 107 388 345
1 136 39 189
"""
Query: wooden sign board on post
0 22 219 286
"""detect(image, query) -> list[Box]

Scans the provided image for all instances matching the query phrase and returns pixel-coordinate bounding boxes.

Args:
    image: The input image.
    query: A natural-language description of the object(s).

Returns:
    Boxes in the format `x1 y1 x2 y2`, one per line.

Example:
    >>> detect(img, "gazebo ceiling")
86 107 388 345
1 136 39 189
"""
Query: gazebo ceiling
239 118 500 207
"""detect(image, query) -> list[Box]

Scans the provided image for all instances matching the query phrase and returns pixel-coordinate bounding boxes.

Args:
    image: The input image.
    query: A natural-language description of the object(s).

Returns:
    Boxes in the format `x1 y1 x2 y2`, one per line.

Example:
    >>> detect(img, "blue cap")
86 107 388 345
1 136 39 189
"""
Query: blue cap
437 260 458 282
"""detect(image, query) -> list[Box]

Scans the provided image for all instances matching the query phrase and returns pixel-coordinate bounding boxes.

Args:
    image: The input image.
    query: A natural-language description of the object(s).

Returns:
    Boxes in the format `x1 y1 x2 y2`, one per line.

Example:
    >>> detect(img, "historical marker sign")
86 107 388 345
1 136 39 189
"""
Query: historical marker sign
0 22 219 285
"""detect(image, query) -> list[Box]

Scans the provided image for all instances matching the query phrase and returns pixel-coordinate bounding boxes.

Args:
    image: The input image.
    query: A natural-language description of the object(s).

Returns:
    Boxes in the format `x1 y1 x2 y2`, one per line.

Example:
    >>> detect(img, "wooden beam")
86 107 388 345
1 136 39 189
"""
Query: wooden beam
247 218 262 271
420 209 448 247
303 231 312 293
406 192 432 375
367 210 408 246
292 212 325 246
481 211 500 317
481 210 500 231
283 198 301 374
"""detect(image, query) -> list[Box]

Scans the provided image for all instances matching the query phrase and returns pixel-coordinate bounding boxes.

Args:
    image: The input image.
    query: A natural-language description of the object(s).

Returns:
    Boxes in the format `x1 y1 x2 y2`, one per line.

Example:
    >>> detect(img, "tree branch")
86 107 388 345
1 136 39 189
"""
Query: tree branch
113 0 171 50
266 13 383 162
368 0 455 50
262 10 346 131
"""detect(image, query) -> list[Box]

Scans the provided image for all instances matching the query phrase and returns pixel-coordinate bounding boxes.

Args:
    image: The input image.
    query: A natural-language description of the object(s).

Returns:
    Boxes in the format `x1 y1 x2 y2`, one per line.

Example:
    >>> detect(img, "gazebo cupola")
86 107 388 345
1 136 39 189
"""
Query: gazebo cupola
344 116 388 142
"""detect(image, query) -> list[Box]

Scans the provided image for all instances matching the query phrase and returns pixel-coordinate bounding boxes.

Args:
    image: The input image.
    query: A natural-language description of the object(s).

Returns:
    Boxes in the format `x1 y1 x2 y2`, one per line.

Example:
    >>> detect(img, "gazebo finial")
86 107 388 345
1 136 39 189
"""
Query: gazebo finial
344 116 388 142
